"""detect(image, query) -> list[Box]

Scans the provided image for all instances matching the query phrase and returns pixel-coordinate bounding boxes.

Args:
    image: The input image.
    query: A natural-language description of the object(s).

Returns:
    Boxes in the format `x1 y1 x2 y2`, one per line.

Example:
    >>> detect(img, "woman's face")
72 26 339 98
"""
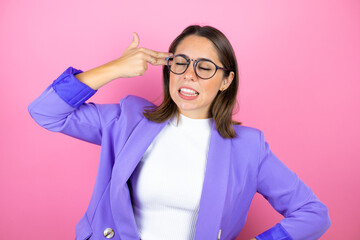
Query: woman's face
169 35 233 119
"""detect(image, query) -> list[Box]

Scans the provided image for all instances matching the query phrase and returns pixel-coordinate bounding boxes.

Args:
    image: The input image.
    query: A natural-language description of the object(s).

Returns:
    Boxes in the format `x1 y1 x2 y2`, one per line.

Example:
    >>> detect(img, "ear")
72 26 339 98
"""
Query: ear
220 71 234 91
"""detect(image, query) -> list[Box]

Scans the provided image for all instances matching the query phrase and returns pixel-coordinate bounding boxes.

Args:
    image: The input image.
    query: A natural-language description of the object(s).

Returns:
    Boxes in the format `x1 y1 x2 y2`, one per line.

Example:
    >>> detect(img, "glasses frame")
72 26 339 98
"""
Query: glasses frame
166 54 230 80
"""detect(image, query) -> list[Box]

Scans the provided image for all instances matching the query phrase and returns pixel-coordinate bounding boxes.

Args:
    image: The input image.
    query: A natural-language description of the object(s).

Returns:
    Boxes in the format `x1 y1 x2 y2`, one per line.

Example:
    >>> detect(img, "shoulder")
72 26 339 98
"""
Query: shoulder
230 124 266 152
233 124 262 141
92 95 153 117
119 94 155 117
120 95 155 108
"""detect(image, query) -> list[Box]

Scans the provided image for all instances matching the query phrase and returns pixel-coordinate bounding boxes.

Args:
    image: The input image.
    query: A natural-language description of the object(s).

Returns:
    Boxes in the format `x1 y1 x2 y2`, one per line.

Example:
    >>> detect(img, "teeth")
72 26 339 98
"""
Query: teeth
180 88 199 96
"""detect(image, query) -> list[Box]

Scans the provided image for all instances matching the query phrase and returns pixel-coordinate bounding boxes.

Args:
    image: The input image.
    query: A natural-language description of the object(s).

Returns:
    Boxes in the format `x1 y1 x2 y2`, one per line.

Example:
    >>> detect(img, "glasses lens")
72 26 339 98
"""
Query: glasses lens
169 55 188 74
196 60 216 79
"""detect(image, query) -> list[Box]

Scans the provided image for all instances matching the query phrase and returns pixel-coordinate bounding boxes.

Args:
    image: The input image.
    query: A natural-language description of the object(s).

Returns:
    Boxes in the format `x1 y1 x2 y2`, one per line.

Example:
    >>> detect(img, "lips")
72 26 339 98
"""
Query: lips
178 87 199 96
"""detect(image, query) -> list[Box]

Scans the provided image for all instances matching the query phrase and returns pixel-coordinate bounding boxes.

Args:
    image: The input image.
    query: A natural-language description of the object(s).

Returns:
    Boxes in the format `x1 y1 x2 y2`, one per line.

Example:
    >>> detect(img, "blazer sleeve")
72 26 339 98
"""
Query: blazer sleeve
255 131 331 240
28 66 122 145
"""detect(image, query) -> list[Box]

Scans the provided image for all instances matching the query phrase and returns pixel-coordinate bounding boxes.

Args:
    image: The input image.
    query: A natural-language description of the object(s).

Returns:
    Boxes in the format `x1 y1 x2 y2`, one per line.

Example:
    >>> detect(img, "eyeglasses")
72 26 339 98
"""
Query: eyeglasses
166 54 229 80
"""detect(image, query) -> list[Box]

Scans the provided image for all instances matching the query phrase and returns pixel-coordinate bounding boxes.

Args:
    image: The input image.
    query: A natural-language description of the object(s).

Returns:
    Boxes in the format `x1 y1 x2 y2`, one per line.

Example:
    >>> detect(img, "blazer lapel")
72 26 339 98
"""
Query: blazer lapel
194 121 231 240
110 117 169 239
109 117 231 240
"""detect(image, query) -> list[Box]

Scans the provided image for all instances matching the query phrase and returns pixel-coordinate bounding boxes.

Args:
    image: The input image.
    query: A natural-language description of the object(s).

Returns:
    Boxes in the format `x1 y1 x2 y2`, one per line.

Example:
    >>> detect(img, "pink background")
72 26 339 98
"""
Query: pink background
1 0 359 239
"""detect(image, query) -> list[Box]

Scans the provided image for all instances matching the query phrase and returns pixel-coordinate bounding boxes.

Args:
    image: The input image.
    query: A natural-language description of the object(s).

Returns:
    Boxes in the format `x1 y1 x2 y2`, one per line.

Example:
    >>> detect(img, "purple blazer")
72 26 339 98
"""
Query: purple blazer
28 67 330 240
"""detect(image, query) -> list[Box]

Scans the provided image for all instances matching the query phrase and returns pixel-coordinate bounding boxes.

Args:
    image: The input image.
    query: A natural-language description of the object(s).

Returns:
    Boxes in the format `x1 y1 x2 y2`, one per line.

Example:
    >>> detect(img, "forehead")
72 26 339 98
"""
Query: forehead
175 35 220 62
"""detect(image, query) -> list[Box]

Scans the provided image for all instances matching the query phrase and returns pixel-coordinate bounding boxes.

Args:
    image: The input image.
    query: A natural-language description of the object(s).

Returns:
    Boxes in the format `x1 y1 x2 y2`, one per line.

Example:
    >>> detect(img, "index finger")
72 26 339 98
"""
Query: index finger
144 54 168 66
140 48 172 58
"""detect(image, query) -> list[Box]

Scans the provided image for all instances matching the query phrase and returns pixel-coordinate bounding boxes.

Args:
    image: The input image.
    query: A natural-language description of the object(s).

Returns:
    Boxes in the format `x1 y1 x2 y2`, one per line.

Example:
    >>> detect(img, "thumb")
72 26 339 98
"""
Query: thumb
127 32 140 50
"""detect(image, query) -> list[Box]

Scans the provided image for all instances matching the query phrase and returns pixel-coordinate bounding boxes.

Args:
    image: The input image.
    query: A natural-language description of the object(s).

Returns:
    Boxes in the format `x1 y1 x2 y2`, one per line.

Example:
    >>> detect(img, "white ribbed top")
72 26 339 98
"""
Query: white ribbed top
129 113 213 240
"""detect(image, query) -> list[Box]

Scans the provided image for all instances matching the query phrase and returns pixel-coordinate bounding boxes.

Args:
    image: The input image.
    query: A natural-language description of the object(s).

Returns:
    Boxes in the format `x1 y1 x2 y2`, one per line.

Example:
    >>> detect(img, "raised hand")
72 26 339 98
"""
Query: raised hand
75 33 171 90
110 32 171 78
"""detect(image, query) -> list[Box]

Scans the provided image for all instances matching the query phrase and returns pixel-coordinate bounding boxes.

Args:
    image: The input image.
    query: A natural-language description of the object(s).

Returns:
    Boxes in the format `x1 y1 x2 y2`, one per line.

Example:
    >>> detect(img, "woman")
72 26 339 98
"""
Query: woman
28 25 330 240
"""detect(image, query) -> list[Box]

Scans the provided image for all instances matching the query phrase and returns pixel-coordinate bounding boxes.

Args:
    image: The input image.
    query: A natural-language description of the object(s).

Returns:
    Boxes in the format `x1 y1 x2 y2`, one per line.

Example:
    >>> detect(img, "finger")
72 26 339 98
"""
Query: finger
144 54 155 64
127 32 140 50
140 48 171 58
145 55 168 66
142 54 165 66
151 58 168 66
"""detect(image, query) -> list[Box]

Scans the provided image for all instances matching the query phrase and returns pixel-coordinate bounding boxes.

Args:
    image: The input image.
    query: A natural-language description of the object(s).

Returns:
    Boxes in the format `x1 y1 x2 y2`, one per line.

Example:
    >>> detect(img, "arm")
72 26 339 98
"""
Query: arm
255 131 331 240
28 67 115 145
75 32 170 90
28 33 170 143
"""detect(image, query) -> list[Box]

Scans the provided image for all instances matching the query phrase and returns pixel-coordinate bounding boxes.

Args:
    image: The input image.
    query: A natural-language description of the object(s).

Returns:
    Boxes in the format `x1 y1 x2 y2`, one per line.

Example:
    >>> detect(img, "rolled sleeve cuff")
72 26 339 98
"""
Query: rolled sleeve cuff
255 224 293 240
52 66 97 108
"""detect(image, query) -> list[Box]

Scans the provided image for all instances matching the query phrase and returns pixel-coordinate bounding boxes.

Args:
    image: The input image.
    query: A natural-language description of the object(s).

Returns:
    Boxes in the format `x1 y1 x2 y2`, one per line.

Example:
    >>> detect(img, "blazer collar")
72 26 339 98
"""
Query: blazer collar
194 121 231 239
110 117 231 239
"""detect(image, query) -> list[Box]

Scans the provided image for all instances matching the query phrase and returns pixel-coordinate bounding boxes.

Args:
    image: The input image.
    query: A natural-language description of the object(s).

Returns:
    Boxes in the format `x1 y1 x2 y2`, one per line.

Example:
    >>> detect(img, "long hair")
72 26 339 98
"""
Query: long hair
143 25 241 138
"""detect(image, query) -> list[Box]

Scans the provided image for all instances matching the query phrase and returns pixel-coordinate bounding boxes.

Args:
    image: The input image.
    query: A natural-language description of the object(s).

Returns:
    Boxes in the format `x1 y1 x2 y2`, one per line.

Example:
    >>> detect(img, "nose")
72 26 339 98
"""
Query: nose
183 61 197 81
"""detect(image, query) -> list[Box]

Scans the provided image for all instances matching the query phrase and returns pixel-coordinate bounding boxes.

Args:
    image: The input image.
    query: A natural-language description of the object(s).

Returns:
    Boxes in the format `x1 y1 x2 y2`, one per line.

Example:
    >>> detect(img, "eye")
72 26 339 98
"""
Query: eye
199 66 212 71
176 63 188 66
197 61 215 71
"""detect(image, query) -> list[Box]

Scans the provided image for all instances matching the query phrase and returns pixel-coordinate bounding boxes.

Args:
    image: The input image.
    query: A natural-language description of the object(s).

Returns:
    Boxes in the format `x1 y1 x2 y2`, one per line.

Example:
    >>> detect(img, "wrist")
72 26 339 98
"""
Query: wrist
76 63 118 90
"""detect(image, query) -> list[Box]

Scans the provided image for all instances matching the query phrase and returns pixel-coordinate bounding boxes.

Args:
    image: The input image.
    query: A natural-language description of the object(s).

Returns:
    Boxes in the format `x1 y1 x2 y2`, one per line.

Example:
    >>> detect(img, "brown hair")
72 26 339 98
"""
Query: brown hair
143 25 241 138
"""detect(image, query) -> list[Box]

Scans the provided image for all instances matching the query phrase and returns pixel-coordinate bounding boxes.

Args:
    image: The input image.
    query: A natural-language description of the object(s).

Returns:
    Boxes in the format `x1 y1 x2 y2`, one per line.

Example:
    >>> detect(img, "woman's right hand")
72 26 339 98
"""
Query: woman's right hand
110 32 171 78
75 33 171 90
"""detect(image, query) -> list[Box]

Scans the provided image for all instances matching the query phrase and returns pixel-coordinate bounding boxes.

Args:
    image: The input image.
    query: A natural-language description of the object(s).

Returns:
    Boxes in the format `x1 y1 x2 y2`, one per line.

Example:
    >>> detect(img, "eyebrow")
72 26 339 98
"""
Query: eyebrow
175 53 214 62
